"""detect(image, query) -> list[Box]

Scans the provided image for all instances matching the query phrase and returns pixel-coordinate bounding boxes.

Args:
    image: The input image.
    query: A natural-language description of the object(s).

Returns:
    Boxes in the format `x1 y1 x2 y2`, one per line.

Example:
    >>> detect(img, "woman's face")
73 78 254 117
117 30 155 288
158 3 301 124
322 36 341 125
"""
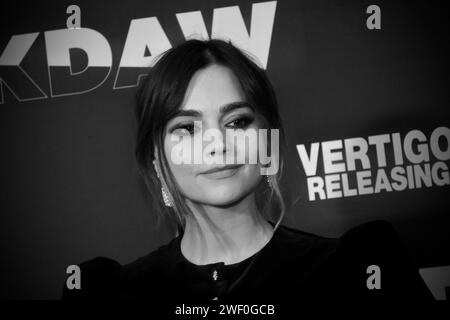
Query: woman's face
162 64 267 207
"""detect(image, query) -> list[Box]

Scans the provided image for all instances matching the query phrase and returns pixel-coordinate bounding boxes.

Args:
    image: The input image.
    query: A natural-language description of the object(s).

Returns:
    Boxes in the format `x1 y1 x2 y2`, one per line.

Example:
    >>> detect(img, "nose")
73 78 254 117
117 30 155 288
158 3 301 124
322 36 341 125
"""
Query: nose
209 136 227 156
204 125 231 157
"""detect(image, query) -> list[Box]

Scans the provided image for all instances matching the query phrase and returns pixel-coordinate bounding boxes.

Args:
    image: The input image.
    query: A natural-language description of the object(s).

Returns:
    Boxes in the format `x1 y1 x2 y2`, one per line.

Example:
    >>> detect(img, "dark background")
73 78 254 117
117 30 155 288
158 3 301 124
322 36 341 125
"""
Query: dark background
0 0 449 299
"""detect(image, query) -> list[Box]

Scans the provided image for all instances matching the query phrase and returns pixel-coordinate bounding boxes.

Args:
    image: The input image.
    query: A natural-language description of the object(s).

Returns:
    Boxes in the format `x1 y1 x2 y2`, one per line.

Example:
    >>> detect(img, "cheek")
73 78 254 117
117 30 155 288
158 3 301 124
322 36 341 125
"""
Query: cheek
165 134 194 164
233 129 262 164
242 164 264 185
168 164 197 191
164 139 197 186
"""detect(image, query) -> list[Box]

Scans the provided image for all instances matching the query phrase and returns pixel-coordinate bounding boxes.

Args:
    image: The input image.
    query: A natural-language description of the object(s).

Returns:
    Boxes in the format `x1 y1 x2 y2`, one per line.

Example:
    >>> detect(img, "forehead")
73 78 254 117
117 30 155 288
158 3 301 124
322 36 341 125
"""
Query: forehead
180 64 245 113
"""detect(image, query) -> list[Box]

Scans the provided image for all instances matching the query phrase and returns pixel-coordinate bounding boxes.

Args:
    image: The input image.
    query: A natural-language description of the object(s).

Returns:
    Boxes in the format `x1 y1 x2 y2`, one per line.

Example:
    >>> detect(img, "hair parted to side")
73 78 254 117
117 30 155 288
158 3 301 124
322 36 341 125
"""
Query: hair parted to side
135 38 288 237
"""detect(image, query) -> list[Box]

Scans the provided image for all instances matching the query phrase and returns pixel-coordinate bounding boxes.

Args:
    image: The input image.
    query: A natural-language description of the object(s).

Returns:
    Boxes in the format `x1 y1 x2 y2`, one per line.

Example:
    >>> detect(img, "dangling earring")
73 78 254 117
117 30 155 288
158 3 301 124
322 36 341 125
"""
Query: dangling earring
153 159 173 207
266 175 273 188
161 187 173 207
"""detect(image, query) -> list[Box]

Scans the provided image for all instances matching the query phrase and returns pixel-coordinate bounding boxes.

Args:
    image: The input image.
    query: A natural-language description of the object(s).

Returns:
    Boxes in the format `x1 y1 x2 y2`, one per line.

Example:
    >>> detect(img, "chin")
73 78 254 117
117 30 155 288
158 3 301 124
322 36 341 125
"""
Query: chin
201 184 248 206
206 195 246 207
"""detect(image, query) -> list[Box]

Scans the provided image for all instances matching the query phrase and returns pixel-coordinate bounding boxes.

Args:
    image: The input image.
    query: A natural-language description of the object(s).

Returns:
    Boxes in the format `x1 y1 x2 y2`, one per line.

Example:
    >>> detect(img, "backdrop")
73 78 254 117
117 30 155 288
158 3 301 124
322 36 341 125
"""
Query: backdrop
1 0 449 299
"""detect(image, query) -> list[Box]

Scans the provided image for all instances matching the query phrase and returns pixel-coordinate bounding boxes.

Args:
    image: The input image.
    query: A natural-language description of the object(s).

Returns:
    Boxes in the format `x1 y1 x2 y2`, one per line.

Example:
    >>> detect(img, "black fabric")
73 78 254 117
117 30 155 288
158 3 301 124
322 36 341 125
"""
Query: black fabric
62 220 434 303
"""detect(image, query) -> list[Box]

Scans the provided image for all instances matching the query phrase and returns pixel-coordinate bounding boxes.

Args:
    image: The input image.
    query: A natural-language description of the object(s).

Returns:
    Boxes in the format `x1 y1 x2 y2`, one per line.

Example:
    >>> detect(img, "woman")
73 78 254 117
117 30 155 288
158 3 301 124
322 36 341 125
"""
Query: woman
62 39 433 305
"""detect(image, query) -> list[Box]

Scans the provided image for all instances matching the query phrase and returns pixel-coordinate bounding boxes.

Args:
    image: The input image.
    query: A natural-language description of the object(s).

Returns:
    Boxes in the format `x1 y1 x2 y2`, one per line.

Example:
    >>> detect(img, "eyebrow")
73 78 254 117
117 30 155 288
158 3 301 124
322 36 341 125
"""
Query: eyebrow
170 101 254 119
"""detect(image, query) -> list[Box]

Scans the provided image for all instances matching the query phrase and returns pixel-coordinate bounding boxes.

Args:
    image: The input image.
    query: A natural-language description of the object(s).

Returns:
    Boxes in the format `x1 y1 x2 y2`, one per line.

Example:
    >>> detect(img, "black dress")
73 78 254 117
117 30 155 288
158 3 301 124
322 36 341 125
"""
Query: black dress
62 220 433 307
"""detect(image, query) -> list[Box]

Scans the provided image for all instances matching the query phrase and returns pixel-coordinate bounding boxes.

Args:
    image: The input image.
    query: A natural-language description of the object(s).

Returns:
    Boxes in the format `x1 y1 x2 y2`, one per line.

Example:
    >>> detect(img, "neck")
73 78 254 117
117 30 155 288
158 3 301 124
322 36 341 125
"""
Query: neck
180 193 274 265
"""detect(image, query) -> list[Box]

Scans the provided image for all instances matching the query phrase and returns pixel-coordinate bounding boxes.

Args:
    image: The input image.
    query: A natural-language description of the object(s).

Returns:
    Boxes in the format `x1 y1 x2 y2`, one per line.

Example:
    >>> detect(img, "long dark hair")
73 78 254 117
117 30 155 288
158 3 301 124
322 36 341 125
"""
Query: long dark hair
135 39 287 237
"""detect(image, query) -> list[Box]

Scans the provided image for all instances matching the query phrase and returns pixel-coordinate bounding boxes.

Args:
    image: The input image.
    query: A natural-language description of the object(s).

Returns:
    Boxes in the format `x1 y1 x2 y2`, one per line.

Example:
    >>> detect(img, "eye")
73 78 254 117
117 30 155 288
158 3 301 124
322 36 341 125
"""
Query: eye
171 123 196 135
226 116 254 129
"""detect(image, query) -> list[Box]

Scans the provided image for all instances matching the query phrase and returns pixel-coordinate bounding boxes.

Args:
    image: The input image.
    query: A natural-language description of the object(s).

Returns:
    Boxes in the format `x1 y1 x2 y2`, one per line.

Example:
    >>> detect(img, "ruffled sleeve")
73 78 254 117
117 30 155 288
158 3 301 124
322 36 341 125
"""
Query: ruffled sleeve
61 256 122 300
334 220 434 300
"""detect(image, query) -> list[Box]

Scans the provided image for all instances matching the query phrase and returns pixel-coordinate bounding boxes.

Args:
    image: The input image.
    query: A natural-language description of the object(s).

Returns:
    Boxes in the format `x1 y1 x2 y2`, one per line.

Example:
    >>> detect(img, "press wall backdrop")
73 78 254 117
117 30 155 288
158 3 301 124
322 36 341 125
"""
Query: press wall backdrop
1 0 449 299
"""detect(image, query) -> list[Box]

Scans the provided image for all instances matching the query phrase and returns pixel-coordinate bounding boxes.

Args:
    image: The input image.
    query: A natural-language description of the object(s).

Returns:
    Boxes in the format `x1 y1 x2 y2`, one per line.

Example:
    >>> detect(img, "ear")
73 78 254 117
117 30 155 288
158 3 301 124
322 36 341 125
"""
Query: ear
152 160 159 178
153 147 160 178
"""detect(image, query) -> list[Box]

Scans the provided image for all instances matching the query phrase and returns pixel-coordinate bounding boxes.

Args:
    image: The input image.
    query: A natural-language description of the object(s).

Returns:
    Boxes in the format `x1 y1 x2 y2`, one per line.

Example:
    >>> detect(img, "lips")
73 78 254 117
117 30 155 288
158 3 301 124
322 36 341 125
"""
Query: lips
201 164 243 179
202 164 243 174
